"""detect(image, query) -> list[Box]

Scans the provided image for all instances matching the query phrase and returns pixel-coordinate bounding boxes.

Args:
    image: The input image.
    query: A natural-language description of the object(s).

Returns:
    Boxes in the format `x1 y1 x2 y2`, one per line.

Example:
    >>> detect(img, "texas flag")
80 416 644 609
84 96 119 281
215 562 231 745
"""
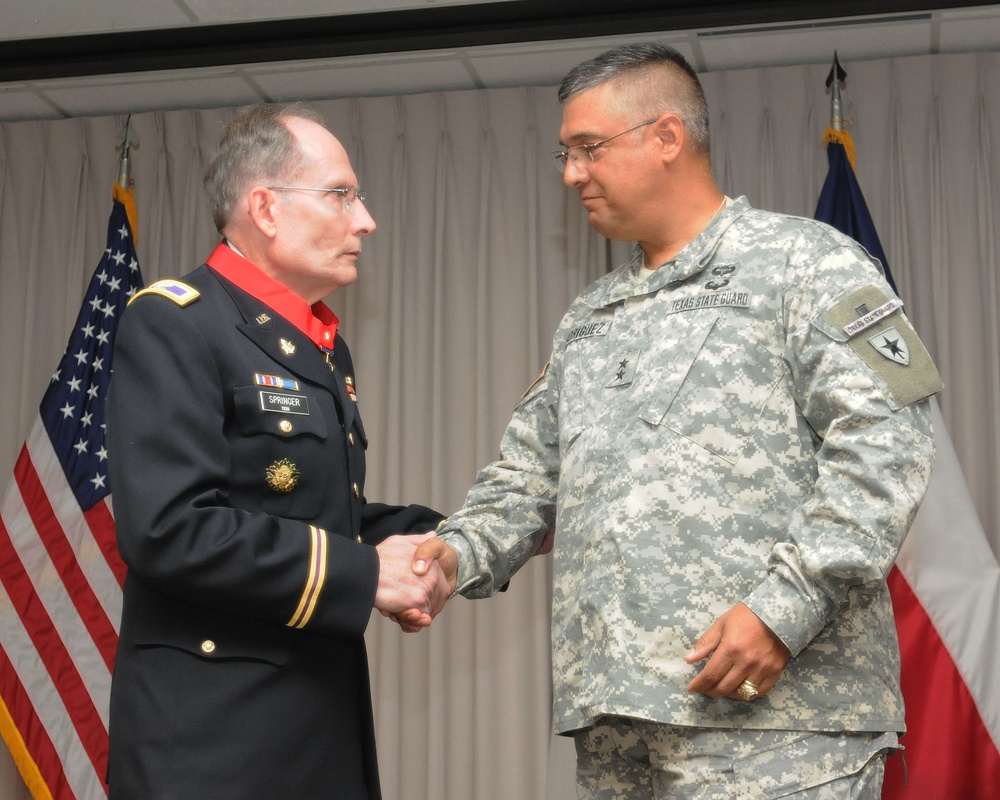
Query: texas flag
815 126 1000 798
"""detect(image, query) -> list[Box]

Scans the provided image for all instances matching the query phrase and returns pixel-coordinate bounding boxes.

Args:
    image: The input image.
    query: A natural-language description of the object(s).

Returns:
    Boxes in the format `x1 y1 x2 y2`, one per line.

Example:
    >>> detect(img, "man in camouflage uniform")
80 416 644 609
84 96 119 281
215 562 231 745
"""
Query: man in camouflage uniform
412 43 942 798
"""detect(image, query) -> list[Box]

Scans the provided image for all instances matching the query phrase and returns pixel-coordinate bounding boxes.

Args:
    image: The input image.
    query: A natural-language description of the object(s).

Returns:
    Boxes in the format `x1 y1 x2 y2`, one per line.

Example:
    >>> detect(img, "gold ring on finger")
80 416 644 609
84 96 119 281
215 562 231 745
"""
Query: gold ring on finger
737 679 759 702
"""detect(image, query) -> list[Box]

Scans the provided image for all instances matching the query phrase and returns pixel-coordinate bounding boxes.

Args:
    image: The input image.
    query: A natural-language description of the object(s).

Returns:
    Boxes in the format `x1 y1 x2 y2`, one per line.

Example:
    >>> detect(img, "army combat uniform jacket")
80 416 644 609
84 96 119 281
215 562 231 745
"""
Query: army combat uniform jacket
439 197 941 736
106 254 441 800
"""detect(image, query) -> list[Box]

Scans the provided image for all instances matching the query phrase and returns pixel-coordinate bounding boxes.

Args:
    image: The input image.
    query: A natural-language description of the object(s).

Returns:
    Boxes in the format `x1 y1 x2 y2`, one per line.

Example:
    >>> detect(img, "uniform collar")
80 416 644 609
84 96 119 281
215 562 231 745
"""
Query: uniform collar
588 195 750 308
206 242 339 352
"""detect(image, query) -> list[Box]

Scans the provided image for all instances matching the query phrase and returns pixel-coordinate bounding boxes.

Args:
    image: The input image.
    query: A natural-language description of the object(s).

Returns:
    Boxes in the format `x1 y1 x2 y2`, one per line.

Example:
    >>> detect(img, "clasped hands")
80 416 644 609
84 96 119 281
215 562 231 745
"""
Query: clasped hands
375 526 556 633
373 533 458 633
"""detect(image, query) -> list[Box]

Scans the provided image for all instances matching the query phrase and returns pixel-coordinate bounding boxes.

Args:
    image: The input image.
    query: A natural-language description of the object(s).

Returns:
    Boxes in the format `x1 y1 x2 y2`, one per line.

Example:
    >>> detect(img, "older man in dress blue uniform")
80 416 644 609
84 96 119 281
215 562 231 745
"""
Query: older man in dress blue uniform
106 103 449 800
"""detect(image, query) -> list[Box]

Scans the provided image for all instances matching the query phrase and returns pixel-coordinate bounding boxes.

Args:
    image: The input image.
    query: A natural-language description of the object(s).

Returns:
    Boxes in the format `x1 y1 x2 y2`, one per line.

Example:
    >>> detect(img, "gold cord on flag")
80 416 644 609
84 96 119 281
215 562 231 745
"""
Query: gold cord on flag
822 127 857 172
112 182 139 245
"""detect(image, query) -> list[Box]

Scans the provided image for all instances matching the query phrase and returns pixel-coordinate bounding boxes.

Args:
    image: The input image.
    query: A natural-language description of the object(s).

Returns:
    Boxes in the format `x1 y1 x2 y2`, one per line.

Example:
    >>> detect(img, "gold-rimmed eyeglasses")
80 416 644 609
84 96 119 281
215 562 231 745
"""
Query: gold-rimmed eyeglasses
268 185 367 212
551 119 658 173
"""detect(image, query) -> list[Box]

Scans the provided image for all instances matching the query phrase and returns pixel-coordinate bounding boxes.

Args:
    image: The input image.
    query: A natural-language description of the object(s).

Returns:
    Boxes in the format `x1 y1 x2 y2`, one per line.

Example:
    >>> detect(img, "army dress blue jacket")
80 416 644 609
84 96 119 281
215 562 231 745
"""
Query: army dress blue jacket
106 258 441 800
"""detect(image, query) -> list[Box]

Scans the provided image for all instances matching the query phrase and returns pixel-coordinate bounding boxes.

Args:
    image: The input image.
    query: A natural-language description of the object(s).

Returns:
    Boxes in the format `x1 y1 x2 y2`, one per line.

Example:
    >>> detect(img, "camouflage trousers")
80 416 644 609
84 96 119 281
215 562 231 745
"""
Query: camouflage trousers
574 717 899 799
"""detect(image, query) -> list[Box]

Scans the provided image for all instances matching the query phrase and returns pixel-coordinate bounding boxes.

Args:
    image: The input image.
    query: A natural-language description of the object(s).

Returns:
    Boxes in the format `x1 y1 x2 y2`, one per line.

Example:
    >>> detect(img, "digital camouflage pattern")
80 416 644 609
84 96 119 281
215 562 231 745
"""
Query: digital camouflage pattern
575 720 895 799
438 196 942 735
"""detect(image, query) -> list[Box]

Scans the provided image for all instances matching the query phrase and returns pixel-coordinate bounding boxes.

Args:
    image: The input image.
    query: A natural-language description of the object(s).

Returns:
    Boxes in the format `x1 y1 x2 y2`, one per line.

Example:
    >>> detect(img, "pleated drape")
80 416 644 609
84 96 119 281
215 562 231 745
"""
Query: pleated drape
1 52 998 800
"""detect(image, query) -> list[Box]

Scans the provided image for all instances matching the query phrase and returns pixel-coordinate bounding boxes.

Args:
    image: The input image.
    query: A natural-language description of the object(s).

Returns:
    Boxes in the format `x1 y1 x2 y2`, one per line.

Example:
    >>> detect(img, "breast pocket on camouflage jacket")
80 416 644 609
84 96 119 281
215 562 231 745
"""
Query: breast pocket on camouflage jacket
643 312 787 463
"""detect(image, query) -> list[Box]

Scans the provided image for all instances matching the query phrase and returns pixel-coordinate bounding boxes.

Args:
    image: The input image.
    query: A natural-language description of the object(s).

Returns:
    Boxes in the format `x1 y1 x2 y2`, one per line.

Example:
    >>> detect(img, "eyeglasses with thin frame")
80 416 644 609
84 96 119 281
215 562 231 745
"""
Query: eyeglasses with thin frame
268 185 368 212
551 119 658 173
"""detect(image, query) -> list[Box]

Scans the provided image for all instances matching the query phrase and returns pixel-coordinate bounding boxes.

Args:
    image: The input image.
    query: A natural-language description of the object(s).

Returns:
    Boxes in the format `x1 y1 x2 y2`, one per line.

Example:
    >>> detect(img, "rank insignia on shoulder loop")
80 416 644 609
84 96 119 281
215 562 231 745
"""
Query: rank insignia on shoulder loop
128 279 200 307
869 327 910 366
280 339 296 356
266 458 300 493
345 376 357 402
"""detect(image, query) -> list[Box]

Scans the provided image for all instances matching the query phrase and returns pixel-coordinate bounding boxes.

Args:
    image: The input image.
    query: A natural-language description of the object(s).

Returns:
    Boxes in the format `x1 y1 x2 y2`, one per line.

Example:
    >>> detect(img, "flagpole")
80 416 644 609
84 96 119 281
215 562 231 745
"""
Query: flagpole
826 52 847 132
117 114 134 187
821 53 856 174
114 115 140 243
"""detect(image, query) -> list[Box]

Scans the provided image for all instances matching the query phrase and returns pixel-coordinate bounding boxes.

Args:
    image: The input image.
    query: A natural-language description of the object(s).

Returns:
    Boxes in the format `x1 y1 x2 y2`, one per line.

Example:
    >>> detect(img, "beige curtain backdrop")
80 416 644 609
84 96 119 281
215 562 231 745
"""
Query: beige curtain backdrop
0 51 997 799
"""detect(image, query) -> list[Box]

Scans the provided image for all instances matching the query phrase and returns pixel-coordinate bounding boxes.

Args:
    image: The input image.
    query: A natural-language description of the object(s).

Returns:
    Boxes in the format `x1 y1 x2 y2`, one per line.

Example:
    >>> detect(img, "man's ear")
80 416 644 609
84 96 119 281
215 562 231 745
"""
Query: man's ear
246 186 279 239
654 113 685 164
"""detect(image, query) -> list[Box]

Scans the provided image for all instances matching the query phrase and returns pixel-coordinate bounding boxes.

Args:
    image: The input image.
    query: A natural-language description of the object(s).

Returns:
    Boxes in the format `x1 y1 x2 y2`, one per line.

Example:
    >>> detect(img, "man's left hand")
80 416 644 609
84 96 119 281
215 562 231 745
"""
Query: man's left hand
684 602 791 701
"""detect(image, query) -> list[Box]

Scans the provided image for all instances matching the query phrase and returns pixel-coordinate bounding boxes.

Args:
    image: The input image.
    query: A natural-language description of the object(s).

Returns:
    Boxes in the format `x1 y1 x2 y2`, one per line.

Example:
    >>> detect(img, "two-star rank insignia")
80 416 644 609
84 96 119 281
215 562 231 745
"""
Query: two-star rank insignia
607 352 638 387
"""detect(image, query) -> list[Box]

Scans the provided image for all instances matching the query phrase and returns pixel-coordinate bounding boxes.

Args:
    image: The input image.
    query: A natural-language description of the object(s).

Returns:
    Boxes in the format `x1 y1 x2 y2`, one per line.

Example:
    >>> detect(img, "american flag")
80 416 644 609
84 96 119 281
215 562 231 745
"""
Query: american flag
0 184 142 800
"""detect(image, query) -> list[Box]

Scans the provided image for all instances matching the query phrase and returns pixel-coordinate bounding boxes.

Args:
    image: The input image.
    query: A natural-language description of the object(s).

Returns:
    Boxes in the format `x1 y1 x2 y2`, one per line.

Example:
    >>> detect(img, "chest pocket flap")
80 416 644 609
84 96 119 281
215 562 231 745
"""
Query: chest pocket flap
234 386 328 439
646 313 786 463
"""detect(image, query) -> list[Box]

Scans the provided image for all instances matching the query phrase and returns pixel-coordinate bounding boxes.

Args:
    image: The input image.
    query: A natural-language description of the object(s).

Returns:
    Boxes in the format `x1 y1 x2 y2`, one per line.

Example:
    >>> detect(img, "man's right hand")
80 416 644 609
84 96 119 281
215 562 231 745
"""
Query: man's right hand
374 533 451 629
381 537 460 633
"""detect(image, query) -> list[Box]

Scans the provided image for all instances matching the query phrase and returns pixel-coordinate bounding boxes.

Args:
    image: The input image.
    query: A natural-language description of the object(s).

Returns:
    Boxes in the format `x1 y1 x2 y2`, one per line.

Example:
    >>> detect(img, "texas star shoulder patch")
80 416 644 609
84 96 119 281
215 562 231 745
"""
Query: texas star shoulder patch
868 327 910 365
128 279 200 307
822 285 943 408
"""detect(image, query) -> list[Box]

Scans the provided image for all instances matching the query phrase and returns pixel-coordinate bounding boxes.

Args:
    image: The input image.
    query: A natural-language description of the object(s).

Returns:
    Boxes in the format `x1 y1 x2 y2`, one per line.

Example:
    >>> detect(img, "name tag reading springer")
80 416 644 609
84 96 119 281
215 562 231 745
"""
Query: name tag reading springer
259 391 310 415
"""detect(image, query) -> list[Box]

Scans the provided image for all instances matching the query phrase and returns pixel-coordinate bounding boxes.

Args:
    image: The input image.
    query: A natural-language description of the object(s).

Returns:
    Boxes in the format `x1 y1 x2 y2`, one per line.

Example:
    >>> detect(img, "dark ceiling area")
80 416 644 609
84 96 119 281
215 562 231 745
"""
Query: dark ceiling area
1 0 986 83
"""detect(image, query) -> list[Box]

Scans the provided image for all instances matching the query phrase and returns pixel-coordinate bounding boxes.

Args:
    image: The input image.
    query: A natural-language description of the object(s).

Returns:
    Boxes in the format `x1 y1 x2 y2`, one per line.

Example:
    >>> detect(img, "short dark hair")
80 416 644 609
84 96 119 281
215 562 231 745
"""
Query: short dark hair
558 42 710 154
203 102 324 233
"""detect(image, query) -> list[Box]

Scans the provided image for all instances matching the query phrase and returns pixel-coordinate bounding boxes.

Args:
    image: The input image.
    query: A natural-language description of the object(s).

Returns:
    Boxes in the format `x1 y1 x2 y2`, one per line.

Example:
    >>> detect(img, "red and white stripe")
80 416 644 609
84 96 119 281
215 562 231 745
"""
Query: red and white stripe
883 398 1000 797
0 415 124 800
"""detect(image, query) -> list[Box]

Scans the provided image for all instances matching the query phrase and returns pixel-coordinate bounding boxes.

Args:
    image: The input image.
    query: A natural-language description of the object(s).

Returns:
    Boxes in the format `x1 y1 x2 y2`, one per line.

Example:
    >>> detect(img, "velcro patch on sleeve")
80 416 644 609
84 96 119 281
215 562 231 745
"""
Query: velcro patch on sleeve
823 286 943 408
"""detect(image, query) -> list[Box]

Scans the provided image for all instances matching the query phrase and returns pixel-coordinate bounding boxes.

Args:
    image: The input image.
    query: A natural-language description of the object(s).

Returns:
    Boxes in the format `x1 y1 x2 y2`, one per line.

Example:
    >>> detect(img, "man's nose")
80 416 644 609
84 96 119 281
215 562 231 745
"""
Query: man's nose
353 200 376 235
563 156 587 186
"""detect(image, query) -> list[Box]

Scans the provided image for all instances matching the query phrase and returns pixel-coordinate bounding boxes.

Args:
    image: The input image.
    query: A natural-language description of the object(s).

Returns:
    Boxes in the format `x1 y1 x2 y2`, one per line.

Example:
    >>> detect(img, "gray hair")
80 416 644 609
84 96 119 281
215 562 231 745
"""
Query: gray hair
558 42 711 154
203 102 324 232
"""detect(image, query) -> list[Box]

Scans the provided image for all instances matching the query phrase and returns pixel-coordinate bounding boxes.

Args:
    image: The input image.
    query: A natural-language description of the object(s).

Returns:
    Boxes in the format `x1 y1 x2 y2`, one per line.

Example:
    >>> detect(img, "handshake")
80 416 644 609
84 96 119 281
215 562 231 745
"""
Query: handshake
373 528 555 633
373 533 458 633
